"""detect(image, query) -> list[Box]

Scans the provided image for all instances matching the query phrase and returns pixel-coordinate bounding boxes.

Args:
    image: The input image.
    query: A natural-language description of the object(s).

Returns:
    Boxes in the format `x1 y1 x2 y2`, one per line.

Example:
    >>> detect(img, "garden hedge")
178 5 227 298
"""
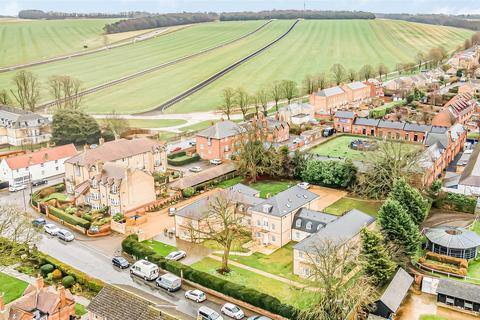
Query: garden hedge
167 154 200 166
167 151 187 159
433 192 476 213
48 206 91 229
122 235 298 319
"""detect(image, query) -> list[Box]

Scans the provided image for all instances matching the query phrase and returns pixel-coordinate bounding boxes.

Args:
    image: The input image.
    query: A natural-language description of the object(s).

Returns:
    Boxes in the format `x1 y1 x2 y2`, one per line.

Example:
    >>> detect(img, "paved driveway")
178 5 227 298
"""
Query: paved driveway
308 186 347 211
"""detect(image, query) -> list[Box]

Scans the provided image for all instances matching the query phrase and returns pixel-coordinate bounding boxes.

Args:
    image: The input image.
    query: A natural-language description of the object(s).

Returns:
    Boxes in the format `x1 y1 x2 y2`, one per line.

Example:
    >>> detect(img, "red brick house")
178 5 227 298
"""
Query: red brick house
340 81 371 106
251 116 290 143
432 93 478 127
196 120 245 161
333 111 357 132
365 79 384 97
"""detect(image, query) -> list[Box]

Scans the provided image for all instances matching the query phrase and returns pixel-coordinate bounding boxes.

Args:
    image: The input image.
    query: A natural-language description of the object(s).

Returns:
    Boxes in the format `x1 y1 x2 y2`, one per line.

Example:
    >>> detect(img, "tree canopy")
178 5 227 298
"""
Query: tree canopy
390 178 429 225
52 109 100 146
301 159 357 188
360 228 396 286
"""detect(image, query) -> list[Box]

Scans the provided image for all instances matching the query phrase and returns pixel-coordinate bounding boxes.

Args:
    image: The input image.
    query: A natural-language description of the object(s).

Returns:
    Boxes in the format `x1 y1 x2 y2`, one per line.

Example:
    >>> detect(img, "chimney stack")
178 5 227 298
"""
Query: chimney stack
36 275 44 289
58 286 66 307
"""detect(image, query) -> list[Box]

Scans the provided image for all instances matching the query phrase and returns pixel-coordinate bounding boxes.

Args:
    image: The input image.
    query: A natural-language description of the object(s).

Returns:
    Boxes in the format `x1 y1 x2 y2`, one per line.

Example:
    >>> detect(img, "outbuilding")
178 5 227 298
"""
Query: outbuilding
424 226 480 260
436 279 480 314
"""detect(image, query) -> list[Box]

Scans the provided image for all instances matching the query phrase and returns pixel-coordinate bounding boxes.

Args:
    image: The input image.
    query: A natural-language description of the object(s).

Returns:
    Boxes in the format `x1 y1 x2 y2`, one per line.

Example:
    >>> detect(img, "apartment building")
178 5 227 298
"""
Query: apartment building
0 105 51 146
0 144 77 187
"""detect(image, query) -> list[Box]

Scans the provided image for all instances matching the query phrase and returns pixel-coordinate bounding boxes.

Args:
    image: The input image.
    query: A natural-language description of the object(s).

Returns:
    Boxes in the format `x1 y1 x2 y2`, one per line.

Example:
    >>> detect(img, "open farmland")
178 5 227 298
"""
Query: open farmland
0 18 122 66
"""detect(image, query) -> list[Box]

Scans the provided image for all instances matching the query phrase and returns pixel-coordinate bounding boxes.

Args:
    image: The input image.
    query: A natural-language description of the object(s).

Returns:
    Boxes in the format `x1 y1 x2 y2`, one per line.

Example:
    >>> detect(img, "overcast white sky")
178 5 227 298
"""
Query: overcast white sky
1 0 480 16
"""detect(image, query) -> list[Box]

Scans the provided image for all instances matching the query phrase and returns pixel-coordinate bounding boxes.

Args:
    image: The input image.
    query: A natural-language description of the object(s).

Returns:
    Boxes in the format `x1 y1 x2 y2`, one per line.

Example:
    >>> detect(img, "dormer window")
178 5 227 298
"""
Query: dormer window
295 219 302 228
111 185 118 194
91 178 97 188
306 222 312 230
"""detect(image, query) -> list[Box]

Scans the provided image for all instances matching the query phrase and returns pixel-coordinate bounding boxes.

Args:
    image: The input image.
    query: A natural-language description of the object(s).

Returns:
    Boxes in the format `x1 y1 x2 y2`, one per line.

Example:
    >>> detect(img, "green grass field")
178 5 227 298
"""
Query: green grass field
324 197 383 216
126 119 187 128
0 19 120 66
308 135 423 161
0 272 28 304
141 240 177 256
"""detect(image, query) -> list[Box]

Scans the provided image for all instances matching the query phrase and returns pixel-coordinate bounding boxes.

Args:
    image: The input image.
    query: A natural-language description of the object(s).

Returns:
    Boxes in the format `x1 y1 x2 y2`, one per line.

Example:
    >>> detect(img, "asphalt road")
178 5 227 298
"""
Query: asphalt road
1 176 262 320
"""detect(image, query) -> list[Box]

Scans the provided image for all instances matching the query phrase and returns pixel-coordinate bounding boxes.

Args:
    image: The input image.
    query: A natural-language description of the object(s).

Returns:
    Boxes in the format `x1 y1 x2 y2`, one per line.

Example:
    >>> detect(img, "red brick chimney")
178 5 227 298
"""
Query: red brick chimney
58 286 66 307
36 275 44 289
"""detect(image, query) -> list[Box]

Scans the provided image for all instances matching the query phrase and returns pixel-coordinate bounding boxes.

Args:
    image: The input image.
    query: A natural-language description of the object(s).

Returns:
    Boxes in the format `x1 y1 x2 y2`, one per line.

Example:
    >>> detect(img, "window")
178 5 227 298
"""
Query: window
255 232 260 238
257 220 261 226
306 222 312 230
55 167 59 171
111 185 118 194
271 223 275 230
263 220 268 227
271 235 276 242
40 163 44 167
296 232 300 239
55 160 58 164
295 219 302 228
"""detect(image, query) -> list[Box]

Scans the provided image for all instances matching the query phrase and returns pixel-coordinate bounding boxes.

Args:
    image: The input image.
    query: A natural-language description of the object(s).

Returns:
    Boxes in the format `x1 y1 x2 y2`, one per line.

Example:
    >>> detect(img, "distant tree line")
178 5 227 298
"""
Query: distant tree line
376 13 480 31
103 12 218 33
18 9 148 20
220 10 375 21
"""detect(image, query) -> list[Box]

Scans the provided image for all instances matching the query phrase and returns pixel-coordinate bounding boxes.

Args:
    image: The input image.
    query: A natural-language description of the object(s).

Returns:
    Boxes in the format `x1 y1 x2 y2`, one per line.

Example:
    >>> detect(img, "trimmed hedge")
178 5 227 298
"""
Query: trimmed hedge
122 235 298 318
433 192 476 213
48 206 91 229
168 151 187 159
167 154 200 166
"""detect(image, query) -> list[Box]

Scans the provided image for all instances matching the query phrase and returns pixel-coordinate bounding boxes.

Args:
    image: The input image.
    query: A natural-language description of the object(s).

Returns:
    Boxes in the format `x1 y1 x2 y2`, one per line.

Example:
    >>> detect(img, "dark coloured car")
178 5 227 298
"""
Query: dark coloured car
32 179 48 187
32 218 46 227
112 256 130 269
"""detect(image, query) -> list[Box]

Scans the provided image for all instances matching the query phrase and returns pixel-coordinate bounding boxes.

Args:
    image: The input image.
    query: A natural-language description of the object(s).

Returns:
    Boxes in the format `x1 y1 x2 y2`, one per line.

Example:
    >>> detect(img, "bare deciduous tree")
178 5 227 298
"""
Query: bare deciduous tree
316 73 329 90
297 239 375 320
347 68 357 82
281 80 298 105
48 75 83 110
236 88 250 120
271 81 283 112
10 71 41 111
102 110 130 138
255 88 269 116
377 63 388 80
0 89 10 105
183 193 249 273
219 87 236 120
359 64 374 81
303 74 317 94
330 63 346 85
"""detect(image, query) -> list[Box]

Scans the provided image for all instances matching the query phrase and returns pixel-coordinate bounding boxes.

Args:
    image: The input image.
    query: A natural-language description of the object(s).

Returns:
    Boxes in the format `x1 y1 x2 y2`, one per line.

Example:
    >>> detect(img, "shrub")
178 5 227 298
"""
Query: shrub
62 275 75 288
65 207 78 215
167 151 187 159
433 192 476 213
182 187 195 198
55 183 65 192
301 159 357 188
425 252 468 268
40 264 54 276
48 206 91 229
167 154 200 166
113 213 124 222
52 269 63 280
82 214 92 222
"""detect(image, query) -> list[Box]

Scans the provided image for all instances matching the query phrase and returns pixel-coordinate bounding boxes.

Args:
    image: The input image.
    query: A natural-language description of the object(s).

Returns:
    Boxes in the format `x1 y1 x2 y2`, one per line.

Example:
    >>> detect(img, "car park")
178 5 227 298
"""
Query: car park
130 259 159 281
32 218 46 227
57 229 75 242
32 179 48 187
168 207 176 216
221 303 244 319
112 256 130 269
198 306 223 320
165 250 186 261
297 182 310 189
9 184 27 192
210 159 222 165
155 273 182 292
185 289 206 302
189 166 202 173
44 223 59 236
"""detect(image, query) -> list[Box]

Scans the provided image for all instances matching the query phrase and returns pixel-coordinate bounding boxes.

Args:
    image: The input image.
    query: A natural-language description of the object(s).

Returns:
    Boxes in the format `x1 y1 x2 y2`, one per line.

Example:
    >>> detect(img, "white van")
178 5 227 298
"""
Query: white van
155 273 181 292
130 259 159 281
197 306 223 320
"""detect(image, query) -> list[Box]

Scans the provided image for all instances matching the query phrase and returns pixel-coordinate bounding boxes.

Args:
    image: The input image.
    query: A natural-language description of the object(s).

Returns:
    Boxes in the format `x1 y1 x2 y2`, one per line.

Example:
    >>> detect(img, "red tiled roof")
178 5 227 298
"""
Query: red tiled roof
5 144 77 170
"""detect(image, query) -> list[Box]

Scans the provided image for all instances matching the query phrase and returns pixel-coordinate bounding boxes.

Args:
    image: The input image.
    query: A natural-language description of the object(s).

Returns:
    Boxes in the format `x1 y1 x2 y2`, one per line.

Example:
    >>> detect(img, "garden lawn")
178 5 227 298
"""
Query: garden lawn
217 177 295 198
467 259 480 280
127 119 187 128
158 132 178 141
221 242 302 281
0 272 28 304
42 192 69 202
308 135 423 161
471 220 480 235
324 197 383 217
203 234 251 253
217 177 244 189
141 240 177 256
168 19 472 113
191 257 316 310
419 316 449 320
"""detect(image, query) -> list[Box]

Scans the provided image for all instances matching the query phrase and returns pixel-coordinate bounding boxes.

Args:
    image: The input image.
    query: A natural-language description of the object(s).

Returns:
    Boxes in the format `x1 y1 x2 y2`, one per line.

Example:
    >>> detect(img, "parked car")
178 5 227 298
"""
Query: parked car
171 147 182 153
297 182 310 189
198 306 223 320
9 184 26 192
130 259 159 281
221 303 244 319
209 159 222 165
112 256 130 269
165 250 186 261
32 218 46 227
32 179 48 187
185 289 206 302
189 141 197 146
293 138 302 144
155 273 182 292
168 207 176 216
322 127 336 137
189 166 202 173
246 317 272 320
57 229 75 242
44 223 59 236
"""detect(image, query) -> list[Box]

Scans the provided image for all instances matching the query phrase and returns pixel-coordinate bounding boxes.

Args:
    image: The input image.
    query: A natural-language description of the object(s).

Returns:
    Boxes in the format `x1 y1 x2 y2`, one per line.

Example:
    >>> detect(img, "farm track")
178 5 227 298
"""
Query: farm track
37 20 273 111
141 19 300 114
0 25 190 73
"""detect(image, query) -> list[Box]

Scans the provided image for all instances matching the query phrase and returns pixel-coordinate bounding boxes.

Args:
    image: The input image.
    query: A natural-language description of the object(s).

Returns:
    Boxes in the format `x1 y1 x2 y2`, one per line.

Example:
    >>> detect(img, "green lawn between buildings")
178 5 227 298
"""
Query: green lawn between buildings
324 197 383 217
127 119 187 129
191 257 316 310
0 272 29 304
42 192 69 202
308 135 423 162
203 234 251 253
419 315 449 320
218 177 296 199
141 240 177 256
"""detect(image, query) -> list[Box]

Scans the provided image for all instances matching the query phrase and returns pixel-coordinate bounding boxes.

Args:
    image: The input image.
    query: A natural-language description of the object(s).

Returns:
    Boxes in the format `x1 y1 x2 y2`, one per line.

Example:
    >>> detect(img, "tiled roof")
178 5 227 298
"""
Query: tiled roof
437 279 480 304
403 123 432 132
377 120 405 130
344 81 368 90
5 144 77 170
197 120 245 139
334 111 356 119
353 118 380 127
425 132 449 149
316 86 345 97
65 138 164 166
251 186 318 217
0 104 48 128
378 268 413 313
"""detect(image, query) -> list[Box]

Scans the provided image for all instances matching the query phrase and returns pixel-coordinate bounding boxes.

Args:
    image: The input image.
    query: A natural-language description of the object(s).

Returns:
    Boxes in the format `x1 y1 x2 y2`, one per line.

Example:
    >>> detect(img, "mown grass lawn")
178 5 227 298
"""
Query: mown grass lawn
308 135 423 162
218 177 296 198
42 192 69 202
127 119 187 129
324 197 383 217
471 220 480 235
141 240 177 256
158 132 178 141
0 272 28 304
191 257 316 310
221 242 302 281
419 315 449 320
203 234 251 253
179 121 217 133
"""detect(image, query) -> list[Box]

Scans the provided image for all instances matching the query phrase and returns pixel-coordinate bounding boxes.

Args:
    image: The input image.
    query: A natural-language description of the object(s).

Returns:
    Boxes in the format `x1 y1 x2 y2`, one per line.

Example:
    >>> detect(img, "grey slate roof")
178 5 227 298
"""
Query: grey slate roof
196 120 245 139
345 81 368 90
377 120 405 130
424 226 480 249
316 86 345 97
294 209 375 252
403 123 432 132
430 126 448 134
227 183 259 197
170 162 236 190
292 208 338 233
378 268 413 313
425 132 449 149
334 111 356 119
437 279 480 304
460 144 480 187
0 104 49 128
353 118 380 127
251 186 318 217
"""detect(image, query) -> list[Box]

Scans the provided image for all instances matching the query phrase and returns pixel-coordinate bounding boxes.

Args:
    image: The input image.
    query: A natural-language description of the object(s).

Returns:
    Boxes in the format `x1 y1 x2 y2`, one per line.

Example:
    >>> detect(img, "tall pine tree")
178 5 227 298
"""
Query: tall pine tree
390 178 429 225
378 198 421 256
360 228 397 286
